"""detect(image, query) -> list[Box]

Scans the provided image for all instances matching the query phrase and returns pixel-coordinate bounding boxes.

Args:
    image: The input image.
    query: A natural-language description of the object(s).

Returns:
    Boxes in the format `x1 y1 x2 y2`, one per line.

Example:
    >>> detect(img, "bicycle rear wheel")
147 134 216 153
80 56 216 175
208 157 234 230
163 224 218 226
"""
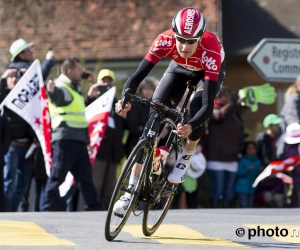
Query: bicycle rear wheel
142 167 177 236
105 139 151 241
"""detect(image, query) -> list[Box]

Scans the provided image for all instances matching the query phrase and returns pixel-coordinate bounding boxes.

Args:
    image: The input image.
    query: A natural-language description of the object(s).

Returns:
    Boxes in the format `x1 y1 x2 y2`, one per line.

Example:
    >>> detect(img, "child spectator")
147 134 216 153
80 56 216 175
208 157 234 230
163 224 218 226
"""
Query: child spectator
235 141 262 208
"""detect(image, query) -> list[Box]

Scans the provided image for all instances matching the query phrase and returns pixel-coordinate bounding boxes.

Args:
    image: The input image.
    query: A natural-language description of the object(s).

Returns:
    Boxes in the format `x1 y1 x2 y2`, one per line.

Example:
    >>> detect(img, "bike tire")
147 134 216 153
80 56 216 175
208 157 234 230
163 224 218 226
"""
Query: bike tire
142 168 176 236
105 139 151 241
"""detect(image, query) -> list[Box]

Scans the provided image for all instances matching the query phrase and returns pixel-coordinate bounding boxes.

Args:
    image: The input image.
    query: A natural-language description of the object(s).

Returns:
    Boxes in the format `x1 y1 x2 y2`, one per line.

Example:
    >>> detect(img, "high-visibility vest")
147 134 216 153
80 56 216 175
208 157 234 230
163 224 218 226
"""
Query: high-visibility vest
49 81 88 129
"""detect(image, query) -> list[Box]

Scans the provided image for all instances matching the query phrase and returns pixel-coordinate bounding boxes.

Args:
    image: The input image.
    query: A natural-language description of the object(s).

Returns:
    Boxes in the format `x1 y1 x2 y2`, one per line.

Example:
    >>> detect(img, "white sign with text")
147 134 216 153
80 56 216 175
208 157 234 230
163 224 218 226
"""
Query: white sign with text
248 38 300 82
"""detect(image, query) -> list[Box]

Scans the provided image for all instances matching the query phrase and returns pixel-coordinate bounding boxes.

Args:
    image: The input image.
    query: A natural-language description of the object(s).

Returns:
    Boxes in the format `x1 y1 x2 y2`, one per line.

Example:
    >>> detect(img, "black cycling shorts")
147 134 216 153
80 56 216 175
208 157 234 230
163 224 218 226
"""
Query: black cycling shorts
146 60 226 141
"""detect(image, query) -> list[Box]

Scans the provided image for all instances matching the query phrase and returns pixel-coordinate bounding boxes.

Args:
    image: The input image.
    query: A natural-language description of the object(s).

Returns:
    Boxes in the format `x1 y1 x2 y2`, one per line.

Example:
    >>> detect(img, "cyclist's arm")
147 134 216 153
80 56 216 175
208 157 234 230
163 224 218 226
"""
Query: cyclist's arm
188 59 226 129
123 58 156 95
188 79 218 130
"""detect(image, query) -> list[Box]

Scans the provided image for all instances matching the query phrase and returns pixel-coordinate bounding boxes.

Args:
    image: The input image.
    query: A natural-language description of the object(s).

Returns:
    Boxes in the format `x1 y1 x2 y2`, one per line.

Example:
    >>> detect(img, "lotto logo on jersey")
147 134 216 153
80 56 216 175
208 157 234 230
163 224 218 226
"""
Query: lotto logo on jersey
155 40 172 47
201 51 218 70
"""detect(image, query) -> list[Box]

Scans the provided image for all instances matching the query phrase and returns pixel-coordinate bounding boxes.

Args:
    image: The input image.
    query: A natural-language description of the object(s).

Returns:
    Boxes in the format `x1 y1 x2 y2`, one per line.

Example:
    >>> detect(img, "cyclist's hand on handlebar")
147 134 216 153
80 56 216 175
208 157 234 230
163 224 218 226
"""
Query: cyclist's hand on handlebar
115 100 131 118
172 123 192 138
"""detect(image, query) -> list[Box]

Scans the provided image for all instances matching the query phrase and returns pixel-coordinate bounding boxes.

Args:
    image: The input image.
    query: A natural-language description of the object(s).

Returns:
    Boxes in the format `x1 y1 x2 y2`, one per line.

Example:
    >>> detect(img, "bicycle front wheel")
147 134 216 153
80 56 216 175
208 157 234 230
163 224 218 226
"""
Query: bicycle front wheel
105 139 151 241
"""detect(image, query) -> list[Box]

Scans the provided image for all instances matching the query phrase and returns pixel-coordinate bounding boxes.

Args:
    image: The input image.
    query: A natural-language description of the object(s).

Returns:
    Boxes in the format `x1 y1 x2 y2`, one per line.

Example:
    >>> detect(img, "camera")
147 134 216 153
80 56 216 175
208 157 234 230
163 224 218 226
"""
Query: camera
15 70 25 78
81 72 90 79
98 85 111 95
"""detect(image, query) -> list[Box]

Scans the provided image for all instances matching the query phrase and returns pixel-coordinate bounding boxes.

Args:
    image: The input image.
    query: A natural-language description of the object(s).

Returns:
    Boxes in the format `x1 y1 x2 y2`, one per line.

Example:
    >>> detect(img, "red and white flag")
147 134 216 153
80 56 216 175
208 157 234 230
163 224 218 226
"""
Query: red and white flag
252 156 300 187
0 59 52 175
275 173 293 184
85 86 116 164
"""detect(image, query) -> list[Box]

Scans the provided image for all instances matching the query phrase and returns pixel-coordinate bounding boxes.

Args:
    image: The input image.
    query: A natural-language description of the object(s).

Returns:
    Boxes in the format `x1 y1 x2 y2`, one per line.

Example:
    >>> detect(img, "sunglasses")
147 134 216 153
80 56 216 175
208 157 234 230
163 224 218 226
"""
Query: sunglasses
175 35 200 45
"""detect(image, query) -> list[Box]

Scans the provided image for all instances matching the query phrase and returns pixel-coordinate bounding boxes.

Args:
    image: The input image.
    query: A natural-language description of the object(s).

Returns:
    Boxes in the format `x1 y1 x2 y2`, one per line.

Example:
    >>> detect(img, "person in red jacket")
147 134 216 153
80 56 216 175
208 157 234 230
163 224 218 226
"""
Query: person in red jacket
114 7 226 215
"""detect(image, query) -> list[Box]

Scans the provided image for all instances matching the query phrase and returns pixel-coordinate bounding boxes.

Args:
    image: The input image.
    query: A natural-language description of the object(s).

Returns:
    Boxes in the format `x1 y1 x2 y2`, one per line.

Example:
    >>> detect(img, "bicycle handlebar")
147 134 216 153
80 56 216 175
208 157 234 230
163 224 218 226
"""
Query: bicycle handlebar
122 88 184 119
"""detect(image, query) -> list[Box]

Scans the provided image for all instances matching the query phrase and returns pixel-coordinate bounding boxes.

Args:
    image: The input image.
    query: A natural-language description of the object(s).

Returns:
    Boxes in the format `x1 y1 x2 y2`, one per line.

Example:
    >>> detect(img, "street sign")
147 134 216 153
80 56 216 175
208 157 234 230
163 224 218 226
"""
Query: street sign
247 38 300 82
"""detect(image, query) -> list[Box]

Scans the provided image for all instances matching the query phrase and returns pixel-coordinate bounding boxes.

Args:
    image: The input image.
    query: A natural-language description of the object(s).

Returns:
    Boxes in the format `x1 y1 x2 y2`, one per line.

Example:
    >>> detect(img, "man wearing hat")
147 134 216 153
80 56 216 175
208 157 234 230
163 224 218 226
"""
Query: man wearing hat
255 114 281 167
86 69 125 210
9 38 55 80
5 38 55 211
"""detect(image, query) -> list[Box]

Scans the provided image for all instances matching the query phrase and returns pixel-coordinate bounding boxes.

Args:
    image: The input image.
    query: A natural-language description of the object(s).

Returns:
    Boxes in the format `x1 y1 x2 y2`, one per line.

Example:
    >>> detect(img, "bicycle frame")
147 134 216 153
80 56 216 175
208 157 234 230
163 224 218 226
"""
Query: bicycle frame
132 82 197 207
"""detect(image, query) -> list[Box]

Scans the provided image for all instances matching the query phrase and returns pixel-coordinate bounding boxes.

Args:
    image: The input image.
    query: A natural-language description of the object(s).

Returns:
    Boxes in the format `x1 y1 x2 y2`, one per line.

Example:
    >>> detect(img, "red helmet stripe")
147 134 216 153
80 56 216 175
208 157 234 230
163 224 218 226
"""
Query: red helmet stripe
193 14 204 37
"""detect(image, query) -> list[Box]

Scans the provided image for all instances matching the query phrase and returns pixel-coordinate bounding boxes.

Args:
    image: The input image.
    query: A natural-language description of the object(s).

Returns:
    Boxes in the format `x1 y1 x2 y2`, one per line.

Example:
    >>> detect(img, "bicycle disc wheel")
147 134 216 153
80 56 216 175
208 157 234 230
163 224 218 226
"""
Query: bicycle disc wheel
142 174 177 236
105 139 151 241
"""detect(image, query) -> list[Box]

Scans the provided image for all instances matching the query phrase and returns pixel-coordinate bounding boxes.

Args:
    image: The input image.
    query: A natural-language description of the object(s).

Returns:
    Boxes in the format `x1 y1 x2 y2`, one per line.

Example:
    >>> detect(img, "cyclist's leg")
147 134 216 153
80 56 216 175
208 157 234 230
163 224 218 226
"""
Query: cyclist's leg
167 87 205 183
168 61 226 184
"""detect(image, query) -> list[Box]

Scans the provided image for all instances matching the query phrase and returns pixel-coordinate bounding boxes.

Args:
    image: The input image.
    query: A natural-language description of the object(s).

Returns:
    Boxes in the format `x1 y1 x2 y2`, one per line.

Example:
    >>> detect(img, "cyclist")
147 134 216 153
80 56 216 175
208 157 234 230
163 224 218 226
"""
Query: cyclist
114 7 226 214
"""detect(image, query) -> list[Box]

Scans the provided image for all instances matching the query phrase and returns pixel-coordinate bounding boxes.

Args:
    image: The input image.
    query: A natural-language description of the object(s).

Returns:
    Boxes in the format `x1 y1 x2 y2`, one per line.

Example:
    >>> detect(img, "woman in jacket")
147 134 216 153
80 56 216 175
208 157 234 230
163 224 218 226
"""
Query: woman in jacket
206 87 244 208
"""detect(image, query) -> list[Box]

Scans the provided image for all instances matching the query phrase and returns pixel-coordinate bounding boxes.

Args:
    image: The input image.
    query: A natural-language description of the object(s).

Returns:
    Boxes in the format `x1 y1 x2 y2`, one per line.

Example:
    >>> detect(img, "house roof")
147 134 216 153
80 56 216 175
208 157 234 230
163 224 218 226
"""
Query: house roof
0 0 218 63
222 0 300 57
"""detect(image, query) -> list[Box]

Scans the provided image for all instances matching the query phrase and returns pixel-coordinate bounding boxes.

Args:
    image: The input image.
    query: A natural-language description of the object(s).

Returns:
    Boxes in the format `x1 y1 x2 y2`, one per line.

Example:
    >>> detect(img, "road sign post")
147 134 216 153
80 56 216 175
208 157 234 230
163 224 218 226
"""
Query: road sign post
247 38 300 82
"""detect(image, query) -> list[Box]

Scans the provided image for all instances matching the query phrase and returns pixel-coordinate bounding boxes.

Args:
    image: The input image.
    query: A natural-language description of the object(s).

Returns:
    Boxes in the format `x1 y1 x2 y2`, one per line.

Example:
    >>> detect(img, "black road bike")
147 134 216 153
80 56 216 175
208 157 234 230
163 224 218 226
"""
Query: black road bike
105 82 196 241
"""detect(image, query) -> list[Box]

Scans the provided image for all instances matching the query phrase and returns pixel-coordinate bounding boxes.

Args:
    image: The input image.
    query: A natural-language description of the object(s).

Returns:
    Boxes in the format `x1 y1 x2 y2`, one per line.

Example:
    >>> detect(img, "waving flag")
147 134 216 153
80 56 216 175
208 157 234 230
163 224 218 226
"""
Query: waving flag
275 173 293 184
252 156 300 187
0 59 52 175
85 86 116 164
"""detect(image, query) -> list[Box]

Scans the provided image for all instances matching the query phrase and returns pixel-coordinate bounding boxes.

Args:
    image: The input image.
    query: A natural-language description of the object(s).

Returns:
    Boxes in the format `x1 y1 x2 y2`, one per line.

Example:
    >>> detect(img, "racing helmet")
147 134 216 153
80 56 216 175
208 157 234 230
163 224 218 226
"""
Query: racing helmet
172 7 206 38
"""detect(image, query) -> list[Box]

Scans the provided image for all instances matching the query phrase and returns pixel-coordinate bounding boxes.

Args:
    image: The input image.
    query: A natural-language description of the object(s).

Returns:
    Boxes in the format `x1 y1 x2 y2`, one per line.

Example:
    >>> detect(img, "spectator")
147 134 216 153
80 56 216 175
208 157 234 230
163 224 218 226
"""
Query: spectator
9 38 55 80
0 113 10 212
9 39 55 211
235 141 262 208
0 67 36 212
254 114 285 208
284 122 300 207
182 144 206 208
44 57 100 211
206 87 244 208
125 78 156 157
255 114 281 167
86 69 125 210
276 76 300 159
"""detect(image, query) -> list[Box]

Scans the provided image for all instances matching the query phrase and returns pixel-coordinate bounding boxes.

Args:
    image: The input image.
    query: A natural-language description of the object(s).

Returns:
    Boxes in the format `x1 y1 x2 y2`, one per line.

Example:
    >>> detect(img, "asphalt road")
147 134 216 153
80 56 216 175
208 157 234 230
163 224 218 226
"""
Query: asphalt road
1 209 300 250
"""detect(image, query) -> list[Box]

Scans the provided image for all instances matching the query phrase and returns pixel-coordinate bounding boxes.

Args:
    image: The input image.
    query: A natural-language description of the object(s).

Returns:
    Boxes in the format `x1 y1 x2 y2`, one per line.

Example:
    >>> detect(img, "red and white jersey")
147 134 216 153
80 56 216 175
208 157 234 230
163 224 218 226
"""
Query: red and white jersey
145 29 224 82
